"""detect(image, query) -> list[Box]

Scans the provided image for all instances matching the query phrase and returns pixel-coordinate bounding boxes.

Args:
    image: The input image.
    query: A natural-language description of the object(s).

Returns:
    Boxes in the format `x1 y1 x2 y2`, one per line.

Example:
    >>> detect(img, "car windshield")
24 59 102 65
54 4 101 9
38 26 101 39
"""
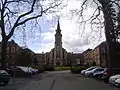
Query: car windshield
86 67 95 71
86 66 100 71
94 69 104 72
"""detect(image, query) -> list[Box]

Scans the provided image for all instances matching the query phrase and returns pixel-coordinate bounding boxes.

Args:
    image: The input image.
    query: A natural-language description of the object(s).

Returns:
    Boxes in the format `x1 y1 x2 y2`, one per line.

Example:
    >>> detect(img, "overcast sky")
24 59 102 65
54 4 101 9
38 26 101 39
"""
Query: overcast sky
13 0 106 53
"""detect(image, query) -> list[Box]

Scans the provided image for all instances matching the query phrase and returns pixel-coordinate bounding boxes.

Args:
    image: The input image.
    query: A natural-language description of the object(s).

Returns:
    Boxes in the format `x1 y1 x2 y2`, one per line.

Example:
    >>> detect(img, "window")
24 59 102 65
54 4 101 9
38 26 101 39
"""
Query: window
11 47 15 53
57 46 59 49
7 47 9 53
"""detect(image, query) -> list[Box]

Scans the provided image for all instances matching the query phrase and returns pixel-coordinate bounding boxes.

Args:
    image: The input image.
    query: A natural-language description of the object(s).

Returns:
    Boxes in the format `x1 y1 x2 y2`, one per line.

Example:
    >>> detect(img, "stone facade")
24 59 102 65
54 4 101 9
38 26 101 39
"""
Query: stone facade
98 42 108 67
35 52 45 66
83 42 107 67
41 20 83 66
82 49 92 65
0 40 22 66
44 20 68 66
23 48 36 65
84 50 93 65
72 53 84 65
0 40 38 67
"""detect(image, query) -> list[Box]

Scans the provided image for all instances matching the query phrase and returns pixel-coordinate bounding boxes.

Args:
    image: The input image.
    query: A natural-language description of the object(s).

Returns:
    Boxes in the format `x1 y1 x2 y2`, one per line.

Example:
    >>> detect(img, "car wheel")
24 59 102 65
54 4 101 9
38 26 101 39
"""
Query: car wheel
3 81 9 86
93 75 97 78
115 84 120 88
104 78 109 83
97 75 102 79
89 74 93 78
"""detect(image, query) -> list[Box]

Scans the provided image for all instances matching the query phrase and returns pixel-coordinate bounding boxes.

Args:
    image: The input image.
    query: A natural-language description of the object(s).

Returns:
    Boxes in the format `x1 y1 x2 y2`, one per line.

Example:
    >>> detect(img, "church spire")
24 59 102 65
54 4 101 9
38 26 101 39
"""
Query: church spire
56 19 61 32
57 19 60 30
55 18 62 47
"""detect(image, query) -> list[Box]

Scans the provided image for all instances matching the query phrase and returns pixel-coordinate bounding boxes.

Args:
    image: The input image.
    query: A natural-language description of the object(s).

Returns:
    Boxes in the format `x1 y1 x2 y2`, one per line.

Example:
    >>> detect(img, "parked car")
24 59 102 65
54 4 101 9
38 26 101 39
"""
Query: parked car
102 68 120 83
34 69 39 74
115 78 120 87
102 68 115 83
109 74 120 85
6 67 14 77
6 66 39 77
7 66 33 77
85 68 103 77
0 70 10 86
93 68 107 79
28 67 36 75
17 66 32 76
81 66 101 75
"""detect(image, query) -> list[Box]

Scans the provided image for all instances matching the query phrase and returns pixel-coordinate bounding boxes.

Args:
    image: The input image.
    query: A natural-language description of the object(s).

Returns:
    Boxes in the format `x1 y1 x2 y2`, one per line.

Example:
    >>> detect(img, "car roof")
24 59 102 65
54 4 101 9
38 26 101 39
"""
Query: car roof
0 70 8 74
91 68 103 70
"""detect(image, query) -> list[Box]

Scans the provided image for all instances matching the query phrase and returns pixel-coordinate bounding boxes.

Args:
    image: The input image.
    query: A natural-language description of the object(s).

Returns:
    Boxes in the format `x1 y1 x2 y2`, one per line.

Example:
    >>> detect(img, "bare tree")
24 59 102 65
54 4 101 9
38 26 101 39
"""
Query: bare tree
71 0 120 69
0 0 63 69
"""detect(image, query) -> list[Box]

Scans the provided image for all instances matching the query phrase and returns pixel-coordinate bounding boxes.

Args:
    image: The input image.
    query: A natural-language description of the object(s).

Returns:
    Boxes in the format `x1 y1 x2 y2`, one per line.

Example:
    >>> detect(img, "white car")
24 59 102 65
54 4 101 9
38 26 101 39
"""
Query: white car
115 78 120 87
109 74 120 85
85 68 103 77
28 67 36 75
17 66 32 76
93 68 106 78
81 66 100 75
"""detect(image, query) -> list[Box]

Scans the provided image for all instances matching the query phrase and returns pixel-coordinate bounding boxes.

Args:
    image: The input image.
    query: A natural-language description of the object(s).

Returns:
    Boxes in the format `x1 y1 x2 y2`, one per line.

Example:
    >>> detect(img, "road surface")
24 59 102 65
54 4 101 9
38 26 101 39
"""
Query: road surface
0 70 118 90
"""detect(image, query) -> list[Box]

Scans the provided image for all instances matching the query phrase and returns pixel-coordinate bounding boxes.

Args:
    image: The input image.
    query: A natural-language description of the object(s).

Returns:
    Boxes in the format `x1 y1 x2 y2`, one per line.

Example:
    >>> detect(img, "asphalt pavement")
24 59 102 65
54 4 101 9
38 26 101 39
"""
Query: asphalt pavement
0 70 119 90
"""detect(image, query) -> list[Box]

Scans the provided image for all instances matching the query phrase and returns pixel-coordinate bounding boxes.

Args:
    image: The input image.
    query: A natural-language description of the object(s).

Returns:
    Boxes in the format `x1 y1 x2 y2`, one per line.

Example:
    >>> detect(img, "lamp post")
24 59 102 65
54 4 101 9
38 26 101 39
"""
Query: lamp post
70 52 73 70
13 62 16 84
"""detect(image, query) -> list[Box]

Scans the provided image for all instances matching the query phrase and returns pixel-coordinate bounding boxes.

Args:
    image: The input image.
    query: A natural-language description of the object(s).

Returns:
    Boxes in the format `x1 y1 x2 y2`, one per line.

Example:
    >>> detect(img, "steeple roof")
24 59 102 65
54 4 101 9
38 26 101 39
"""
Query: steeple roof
56 19 61 32
57 19 60 30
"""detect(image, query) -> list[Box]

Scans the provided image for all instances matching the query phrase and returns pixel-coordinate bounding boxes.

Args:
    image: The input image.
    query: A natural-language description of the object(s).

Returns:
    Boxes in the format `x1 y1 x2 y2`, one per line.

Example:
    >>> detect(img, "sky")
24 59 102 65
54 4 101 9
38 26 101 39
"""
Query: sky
12 0 106 53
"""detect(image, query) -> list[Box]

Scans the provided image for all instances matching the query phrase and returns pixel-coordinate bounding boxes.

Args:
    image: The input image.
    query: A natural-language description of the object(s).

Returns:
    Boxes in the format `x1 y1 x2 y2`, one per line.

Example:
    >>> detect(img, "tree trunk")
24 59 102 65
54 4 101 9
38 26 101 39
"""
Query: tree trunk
101 2 116 69
1 38 7 69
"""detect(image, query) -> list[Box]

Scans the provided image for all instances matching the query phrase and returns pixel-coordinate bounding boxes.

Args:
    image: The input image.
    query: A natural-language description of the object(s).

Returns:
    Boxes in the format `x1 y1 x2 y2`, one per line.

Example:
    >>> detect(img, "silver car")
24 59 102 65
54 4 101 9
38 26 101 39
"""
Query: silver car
109 74 120 85
81 66 100 75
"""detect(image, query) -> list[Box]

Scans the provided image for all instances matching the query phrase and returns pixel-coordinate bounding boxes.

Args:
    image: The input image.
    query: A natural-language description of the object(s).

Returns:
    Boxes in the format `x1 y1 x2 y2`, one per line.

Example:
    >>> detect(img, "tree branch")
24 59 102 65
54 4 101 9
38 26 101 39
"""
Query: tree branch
7 0 29 3
1 0 8 37
7 1 61 40
14 0 36 24
4 7 18 17
110 1 120 9
4 13 12 30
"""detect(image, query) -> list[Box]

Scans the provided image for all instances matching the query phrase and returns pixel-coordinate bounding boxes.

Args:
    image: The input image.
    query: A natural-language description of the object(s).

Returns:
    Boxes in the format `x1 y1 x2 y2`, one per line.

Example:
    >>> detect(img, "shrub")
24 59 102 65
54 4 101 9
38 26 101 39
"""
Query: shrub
71 66 87 74
54 67 70 71
31 65 44 73
38 67 44 73
44 65 55 71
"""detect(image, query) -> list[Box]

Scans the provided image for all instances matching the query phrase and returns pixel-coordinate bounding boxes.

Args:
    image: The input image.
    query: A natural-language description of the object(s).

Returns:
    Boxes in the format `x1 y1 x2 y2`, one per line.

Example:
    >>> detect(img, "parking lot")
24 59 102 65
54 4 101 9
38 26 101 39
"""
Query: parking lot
0 71 119 90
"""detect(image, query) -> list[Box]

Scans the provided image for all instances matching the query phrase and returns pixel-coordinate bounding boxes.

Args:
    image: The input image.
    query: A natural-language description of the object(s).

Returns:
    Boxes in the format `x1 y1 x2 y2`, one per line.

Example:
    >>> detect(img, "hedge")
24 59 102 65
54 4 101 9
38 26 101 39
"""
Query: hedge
71 66 87 74
44 65 55 71
31 65 44 73
54 67 70 71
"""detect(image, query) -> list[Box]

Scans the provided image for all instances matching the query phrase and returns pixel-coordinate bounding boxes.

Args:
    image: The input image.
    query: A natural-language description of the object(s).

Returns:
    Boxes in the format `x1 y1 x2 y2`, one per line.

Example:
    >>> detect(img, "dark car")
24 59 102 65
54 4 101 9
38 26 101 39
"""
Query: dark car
102 68 120 83
102 68 111 83
6 66 32 77
0 70 10 86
